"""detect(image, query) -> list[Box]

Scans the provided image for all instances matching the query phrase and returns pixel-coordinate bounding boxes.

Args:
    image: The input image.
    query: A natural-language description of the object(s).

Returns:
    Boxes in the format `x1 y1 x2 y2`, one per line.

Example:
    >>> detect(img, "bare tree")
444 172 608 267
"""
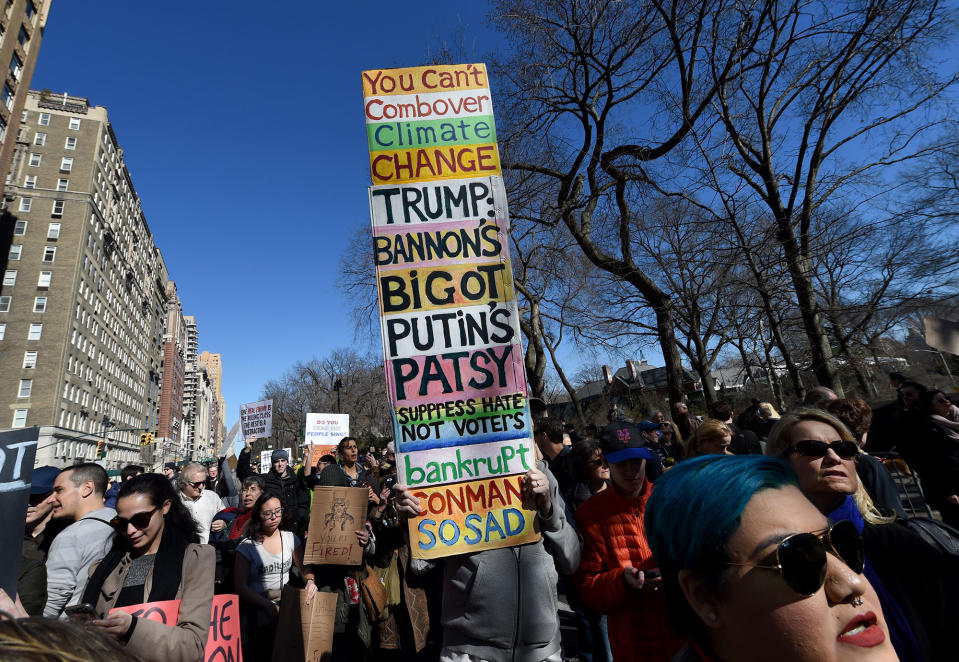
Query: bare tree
494 0 764 407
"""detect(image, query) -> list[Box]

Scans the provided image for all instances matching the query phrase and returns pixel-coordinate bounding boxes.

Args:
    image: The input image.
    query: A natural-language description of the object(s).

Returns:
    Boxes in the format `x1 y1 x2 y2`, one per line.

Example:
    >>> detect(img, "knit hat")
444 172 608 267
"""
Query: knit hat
271 449 290 462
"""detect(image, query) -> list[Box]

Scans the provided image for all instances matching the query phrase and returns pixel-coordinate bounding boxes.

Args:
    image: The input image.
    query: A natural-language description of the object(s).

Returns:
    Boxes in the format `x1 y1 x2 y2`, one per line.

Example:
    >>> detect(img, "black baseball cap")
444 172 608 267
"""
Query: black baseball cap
599 422 657 464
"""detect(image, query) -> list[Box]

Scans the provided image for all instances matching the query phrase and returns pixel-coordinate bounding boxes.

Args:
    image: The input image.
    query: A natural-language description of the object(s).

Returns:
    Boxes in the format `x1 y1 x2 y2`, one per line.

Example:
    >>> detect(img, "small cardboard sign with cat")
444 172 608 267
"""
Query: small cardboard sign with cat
305 486 368 565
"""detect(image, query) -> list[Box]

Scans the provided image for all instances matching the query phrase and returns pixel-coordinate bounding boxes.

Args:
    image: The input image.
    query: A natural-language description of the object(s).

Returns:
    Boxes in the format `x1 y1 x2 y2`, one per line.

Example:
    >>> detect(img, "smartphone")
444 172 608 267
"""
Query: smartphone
64 603 96 623
643 570 661 579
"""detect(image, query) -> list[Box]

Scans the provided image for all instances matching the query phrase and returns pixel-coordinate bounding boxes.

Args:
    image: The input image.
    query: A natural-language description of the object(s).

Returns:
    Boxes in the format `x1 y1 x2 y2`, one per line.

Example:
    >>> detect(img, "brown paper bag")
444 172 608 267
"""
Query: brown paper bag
305 486 367 565
270 586 337 662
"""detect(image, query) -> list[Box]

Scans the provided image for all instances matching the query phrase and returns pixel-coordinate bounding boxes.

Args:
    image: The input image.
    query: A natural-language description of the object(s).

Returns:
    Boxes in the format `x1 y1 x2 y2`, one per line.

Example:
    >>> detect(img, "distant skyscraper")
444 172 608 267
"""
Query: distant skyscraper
0 90 168 469
0 0 50 199
199 350 226 443
158 280 186 447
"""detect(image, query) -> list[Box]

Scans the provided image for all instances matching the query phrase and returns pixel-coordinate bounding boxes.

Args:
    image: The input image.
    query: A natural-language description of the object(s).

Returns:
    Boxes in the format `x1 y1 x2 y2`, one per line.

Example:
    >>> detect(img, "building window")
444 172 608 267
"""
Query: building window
69 117 81 130
12 409 28 428
42 246 55 262
23 174 36 188
18 198 31 214
38 112 50 126
25 1 36 20
28 153 41 167
18 379 32 398
9 244 22 260
33 296 46 313
64 136 77 150
51 200 64 217
47 222 60 238
2 84 14 110
0 116 5 141
23 351 37 368
33 132 46 146
3 269 16 286
27 323 42 340
18 26 28 48
9 53 22 80
0 323 5 340
60 157 73 172
14 219 27 234
37 271 51 287
56 178 68 191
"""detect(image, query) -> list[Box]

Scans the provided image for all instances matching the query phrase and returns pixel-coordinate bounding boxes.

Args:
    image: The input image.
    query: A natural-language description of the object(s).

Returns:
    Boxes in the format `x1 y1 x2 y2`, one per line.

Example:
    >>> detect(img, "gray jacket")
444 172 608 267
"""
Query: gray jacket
43 506 116 617
440 462 581 662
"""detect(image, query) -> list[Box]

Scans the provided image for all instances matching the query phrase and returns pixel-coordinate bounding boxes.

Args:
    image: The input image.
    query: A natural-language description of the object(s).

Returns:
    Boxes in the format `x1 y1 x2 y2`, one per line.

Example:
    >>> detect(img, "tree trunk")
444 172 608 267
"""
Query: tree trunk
519 300 547 401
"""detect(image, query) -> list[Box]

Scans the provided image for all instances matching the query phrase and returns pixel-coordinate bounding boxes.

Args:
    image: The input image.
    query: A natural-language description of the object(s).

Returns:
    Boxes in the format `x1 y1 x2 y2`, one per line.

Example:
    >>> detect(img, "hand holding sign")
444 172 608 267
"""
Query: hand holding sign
390 483 423 519
522 467 552 519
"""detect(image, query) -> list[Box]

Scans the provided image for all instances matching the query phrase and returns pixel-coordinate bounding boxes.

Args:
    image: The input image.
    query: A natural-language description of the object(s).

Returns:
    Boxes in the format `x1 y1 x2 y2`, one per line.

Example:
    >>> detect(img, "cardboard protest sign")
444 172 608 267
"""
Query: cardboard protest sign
407 474 539 559
0 427 38 597
363 63 539 558
308 445 338 469
260 447 292 474
304 487 368 565
271 586 336 662
205 594 242 662
240 399 273 438
110 600 180 624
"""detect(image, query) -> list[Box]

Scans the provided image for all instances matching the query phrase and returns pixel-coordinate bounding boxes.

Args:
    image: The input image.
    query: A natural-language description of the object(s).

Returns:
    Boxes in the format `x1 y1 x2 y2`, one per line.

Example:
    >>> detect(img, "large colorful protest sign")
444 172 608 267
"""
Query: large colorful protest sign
364 63 538 558
240 399 273 438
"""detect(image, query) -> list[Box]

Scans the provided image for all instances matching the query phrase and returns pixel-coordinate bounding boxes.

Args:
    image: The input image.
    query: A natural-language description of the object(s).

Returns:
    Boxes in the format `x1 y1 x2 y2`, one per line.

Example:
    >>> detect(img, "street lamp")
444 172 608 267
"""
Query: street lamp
334 378 343 413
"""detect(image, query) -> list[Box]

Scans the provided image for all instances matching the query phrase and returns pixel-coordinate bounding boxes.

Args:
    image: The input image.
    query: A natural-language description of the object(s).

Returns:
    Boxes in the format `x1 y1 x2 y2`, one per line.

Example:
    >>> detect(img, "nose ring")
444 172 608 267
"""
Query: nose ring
851 596 863 607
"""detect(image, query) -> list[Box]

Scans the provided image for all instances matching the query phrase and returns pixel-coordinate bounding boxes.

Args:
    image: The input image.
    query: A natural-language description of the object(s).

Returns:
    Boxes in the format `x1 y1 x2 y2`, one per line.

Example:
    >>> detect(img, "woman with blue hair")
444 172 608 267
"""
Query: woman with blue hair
644 455 897 662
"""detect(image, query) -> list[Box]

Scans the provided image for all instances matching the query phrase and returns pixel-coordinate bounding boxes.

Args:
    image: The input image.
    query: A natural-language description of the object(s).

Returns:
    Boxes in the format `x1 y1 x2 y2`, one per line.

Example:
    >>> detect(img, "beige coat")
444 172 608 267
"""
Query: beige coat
89 543 215 662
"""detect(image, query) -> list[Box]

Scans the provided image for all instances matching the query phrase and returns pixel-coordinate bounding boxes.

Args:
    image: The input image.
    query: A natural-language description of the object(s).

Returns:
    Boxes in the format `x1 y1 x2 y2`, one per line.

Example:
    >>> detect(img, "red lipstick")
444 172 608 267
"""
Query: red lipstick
838 611 885 648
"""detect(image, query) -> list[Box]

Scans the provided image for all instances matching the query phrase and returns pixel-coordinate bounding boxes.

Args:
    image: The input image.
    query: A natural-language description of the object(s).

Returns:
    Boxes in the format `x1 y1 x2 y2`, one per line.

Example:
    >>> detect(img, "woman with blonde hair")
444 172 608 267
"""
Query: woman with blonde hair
685 420 733 459
756 402 780 439
766 408 958 661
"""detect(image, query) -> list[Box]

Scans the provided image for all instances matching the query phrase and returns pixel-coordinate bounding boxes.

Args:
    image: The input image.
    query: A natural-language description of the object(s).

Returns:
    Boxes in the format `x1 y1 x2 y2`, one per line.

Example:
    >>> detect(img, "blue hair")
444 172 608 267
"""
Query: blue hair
643 455 798 640
645 454 797 573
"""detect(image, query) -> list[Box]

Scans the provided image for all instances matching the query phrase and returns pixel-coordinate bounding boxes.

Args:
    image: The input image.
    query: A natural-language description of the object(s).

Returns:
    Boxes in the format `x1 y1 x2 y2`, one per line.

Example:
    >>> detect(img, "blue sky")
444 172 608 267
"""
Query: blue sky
32 2 506 422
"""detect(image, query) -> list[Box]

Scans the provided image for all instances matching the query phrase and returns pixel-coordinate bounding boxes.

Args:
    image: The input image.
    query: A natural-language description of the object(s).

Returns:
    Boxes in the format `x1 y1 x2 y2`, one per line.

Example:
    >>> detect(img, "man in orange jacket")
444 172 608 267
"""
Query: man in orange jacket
575 421 684 661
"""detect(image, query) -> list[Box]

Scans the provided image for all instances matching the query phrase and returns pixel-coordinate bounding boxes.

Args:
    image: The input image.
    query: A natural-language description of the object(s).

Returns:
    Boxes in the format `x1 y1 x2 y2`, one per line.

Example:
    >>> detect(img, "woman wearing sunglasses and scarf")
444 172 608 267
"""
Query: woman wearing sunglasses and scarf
81 473 215 662
645 454 896 662
766 408 959 662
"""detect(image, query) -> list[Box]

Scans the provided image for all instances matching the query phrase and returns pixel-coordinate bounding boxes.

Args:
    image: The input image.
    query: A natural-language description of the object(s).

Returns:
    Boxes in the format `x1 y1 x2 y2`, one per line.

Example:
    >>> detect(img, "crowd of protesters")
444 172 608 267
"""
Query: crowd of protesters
4 373 959 662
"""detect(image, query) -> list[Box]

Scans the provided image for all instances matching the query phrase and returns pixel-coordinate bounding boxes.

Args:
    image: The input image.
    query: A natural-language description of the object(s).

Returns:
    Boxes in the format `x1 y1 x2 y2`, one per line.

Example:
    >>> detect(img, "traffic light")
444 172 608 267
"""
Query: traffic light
139 432 154 446
96 440 105 459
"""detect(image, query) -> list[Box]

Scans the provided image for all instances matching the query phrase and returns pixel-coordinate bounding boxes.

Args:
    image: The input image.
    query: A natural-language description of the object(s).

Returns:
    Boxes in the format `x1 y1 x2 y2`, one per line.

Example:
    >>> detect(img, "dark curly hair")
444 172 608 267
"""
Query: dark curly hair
117 473 201 544
246 491 294 542
826 397 873 444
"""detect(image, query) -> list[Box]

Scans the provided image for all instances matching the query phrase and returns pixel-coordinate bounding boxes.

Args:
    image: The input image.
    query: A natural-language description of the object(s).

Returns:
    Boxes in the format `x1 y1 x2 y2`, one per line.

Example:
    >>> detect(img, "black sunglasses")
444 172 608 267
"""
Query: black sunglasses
790 439 858 460
185 480 206 489
725 520 864 595
112 506 159 531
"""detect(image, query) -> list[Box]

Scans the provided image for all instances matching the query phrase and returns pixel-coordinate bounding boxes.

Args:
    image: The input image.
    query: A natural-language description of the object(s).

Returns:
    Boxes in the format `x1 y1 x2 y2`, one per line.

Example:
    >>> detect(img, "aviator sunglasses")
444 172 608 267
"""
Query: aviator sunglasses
789 439 859 460
725 519 864 595
112 506 160 531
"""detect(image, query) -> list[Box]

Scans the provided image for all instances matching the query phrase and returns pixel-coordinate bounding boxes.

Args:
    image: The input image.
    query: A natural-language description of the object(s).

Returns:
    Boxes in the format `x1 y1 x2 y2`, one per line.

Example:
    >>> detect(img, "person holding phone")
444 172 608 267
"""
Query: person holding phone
81 473 214 662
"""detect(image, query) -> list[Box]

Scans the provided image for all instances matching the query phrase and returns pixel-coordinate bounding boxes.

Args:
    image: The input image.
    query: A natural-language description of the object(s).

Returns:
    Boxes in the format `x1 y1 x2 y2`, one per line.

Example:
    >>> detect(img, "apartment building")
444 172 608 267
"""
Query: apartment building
0 0 49 198
0 90 168 469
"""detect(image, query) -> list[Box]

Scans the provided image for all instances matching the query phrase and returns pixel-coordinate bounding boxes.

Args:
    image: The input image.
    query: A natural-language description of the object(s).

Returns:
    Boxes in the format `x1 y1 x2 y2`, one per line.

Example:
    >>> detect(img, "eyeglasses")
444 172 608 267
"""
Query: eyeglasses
262 508 283 520
724 520 864 595
112 506 159 531
185 480 205 489
586 458 605 467
789 439 858 460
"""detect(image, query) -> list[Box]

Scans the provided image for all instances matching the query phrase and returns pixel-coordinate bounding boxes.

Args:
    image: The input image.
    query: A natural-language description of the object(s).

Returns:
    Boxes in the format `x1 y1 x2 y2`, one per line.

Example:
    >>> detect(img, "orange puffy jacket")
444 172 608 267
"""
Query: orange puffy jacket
574 479 684 662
